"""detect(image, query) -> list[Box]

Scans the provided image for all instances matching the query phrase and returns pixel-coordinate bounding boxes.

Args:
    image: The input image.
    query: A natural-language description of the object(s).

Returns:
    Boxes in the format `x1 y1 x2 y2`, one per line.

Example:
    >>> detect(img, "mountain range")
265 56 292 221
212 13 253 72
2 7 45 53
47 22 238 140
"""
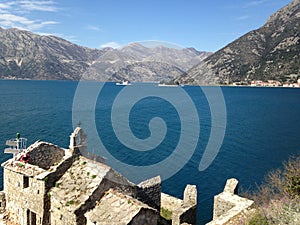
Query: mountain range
176 0 300 85
0 28 210 82
0 0 299 84
0 27 109 80
82 43 211 82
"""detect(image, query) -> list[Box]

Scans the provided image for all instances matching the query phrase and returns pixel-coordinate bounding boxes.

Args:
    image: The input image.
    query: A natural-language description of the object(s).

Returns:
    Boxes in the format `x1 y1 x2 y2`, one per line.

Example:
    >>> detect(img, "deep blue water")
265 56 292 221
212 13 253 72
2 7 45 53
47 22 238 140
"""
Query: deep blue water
1 80 300 224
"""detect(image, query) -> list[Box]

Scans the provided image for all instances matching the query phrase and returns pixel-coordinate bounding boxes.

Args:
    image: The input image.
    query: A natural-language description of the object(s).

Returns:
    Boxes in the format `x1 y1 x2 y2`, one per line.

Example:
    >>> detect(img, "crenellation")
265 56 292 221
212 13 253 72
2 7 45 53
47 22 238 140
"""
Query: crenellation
160 185 197 225
0 128 253 225
206 178 254 225
223 178 238 195
183 185 197 207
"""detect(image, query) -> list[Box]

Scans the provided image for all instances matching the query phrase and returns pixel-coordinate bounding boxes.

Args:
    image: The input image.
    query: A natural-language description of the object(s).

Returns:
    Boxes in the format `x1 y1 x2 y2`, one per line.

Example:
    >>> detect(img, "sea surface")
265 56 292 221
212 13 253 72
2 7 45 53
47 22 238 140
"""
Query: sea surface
0 80 300 224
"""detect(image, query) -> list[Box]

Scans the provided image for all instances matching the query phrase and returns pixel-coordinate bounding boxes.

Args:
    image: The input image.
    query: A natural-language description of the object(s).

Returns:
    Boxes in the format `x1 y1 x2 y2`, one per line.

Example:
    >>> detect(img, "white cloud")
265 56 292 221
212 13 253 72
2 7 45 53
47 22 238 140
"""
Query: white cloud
0 13 58 31
28 21 58 30
100 42 122 49
0 13 33 26
18 0 59 12
245 0 266 7
87 25 102 32
0 2 14 13
0 2 14 9
0 0 59 31
236 15 250 20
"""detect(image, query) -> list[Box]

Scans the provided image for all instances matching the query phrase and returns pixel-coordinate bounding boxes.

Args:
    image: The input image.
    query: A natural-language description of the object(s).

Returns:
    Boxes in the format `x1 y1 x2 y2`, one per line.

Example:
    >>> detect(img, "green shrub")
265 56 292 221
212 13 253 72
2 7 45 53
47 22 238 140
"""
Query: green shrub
161 207 172 220
247 210 268 225
65 200 75 206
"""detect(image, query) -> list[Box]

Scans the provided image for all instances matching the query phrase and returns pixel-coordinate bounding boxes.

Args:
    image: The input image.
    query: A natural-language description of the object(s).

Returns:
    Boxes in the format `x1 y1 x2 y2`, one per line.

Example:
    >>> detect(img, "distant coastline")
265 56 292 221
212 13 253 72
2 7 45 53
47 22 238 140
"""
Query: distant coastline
1 78 300 89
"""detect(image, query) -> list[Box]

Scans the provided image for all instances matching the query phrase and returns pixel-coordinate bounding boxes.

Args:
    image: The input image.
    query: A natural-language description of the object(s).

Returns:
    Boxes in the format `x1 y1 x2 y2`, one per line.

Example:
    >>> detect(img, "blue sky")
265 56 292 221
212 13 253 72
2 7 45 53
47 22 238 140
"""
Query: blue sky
0 0 292 52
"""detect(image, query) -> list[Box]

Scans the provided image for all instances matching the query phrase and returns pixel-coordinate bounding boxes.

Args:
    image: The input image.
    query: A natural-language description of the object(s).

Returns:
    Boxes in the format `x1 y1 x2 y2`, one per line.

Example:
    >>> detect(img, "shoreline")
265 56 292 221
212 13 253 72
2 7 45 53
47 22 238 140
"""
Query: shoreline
1 79 300 89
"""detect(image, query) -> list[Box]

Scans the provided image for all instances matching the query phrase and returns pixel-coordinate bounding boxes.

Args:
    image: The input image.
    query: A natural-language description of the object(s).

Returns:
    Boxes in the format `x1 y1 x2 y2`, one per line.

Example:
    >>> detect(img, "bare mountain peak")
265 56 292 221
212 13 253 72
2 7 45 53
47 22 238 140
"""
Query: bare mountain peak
177 0 300 85
266 0 300 26
0 27 109 80
0 27 211 82
89 41 212 82
122 42 148 49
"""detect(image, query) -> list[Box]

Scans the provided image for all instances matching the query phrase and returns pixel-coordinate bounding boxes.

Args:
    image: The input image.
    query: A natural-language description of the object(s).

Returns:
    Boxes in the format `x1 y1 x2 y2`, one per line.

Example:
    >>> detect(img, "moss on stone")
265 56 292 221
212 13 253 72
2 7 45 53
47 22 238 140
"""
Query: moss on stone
161 207 172 220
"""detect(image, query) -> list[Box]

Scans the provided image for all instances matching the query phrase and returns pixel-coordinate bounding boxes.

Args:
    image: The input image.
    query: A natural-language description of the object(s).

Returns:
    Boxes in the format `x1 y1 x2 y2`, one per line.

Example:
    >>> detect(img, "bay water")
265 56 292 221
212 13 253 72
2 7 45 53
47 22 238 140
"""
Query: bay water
0 80 299 224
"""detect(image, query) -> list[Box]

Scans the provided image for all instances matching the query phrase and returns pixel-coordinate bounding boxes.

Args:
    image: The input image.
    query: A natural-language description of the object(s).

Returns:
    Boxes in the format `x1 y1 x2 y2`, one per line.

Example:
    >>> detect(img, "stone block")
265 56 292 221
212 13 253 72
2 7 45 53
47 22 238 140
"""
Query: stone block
223 178 238 195
183 185 197 207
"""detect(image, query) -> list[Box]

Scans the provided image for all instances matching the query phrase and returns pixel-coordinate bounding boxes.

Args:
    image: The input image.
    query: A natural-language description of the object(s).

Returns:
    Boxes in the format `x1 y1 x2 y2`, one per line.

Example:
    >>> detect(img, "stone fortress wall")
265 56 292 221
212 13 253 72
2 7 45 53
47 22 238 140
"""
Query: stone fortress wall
0 128 198 225
207 178 254 225
0 127 253 225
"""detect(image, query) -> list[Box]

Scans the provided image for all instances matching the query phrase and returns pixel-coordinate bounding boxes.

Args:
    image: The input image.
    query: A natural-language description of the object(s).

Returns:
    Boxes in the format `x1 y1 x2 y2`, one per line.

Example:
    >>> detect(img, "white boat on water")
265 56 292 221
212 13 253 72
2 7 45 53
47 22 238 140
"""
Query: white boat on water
158 83 184 87
116 80 131 86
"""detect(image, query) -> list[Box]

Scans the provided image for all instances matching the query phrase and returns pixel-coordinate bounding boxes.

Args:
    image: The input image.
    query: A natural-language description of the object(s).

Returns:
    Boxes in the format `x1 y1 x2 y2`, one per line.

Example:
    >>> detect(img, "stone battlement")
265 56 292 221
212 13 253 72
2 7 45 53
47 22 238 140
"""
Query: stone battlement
0 127 253 225
161 184 197 225
206 178 254 225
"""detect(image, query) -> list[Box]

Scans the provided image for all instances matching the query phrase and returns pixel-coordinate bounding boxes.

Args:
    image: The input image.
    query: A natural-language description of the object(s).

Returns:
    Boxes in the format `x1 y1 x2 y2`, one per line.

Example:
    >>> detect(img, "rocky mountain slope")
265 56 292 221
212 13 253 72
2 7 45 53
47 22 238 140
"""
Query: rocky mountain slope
84 43 211 82
0 28 109 80
176 0 300 85
0 28 211 82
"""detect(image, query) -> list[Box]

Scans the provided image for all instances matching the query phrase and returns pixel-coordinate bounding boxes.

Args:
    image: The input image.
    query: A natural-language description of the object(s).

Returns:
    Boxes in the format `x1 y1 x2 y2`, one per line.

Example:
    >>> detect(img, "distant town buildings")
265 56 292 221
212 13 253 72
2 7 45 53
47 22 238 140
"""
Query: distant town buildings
250 80 282 87
232 79 300 87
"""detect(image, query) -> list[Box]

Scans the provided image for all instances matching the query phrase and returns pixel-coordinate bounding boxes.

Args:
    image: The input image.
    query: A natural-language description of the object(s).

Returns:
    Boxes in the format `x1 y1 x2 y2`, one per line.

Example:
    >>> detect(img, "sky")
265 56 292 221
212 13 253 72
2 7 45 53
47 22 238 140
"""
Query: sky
0 0 292 52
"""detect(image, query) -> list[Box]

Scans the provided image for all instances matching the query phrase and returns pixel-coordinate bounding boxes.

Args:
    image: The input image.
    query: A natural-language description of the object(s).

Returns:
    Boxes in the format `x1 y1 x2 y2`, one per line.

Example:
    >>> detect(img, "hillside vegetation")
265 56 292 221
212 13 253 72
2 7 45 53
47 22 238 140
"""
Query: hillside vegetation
243 155 300 225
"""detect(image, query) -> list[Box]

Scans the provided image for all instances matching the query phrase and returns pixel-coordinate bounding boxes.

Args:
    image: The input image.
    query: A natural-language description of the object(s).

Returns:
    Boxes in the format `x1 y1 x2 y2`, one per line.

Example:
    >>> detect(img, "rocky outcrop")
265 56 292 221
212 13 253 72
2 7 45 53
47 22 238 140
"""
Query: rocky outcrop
177 0 300 85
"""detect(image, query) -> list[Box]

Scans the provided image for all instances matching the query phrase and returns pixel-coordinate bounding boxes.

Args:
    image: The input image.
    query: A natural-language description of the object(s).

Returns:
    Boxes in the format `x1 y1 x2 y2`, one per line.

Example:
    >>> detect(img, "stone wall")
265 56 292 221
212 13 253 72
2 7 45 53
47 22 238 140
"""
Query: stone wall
160 185 197 225
50 176 137 225
3 168 46 225
206 178 254 225
43 153 75 190
130 208 159 225
1 127 199 225
77 178 137 224
137 176 161 211
84 188 159 225
41 154 77 225
213 179 238 219
2 141 75 225
0 191 5 213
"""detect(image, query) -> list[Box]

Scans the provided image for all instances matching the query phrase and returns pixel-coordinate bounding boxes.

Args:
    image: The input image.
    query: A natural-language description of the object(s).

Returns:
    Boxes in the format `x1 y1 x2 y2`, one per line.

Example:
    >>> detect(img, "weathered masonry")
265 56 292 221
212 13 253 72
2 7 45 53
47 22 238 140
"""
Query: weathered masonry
206 178 254 225
0 127 197 225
